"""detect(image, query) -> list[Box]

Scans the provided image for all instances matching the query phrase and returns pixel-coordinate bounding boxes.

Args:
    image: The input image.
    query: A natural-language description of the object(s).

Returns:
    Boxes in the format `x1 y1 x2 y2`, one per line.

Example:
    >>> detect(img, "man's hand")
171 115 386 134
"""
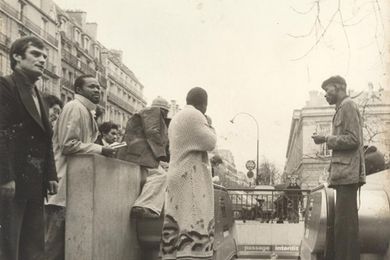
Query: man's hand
101 146 117 157
0 180 15 199
160 161 169 172
312 134 327 144
48 181 58 195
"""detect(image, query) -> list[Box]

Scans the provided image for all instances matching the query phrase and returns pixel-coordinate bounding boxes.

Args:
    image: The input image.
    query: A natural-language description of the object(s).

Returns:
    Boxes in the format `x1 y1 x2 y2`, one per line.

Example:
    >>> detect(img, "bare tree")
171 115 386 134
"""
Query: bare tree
290 0 386 66
352 82 385 145
258 159 282 185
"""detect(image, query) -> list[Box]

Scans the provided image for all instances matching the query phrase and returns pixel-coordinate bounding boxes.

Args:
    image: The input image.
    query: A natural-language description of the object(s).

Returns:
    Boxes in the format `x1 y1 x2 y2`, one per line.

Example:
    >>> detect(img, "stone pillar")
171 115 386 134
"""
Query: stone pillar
65 154 141 260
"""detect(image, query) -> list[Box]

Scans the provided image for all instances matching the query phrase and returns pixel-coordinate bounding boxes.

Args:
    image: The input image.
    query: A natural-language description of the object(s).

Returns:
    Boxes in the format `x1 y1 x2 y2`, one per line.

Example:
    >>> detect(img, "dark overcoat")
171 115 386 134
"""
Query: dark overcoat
0 70 57 199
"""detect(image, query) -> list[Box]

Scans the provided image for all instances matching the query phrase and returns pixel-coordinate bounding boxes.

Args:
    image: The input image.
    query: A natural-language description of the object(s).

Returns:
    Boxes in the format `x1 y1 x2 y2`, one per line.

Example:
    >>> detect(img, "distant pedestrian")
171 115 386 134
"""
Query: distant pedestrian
312 75 365 260
0 36 58 260
160 87 217 260
43 94 63 127
45 74 116 260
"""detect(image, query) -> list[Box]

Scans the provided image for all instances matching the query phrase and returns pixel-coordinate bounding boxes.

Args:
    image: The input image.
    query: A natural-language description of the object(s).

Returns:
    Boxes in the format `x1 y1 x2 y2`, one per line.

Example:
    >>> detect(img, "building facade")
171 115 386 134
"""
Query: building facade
0 2 147 129
212 148 250 188
0 0 60 95
102 50 146 129
284 89 390 189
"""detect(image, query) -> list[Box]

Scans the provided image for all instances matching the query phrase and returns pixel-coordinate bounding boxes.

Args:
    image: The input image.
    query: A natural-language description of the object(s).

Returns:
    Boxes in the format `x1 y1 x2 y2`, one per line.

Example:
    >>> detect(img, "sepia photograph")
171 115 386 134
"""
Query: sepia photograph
0 0 389 259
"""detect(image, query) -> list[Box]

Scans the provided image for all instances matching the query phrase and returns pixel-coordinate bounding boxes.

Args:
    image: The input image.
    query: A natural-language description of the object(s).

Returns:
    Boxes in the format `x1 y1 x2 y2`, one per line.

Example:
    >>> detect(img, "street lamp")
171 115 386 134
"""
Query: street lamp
230 112 260 186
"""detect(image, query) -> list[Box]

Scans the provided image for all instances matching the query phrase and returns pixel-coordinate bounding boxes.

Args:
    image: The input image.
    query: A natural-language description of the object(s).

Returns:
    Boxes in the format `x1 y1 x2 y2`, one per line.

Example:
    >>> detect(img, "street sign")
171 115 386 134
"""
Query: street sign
245 160 256 171
247 170 254 178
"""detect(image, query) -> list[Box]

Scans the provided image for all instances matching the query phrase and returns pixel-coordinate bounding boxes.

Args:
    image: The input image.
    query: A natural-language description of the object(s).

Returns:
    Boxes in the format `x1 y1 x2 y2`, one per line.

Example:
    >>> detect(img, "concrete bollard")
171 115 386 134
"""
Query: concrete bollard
65 154 142 260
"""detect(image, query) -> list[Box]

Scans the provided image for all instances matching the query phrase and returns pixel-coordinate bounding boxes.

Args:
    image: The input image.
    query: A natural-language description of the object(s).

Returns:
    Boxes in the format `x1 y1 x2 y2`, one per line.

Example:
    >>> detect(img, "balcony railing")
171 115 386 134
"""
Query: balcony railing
20 15 58 47
228 188 310 223
107 92 135 114
107 69 143 99
62 49 96 77
0 1 58 46
0 0 19 19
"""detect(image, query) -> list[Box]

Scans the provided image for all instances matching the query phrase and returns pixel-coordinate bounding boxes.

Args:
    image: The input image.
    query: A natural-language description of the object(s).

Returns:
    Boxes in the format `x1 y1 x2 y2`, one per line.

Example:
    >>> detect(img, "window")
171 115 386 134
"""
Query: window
83 36 90 51
41 18 48 34
60 18 67 31
74 28 81 44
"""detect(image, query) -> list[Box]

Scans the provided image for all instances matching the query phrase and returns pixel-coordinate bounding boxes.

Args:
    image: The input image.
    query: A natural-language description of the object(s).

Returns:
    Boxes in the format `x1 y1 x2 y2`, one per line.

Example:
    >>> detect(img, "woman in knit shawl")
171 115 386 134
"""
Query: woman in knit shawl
161 87 217 260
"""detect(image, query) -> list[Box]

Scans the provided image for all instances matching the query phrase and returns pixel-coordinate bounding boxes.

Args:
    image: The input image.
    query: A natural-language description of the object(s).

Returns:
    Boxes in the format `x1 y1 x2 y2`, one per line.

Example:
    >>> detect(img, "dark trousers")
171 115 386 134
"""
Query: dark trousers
0 197 44 260
44 205 65 260
334 184 360 260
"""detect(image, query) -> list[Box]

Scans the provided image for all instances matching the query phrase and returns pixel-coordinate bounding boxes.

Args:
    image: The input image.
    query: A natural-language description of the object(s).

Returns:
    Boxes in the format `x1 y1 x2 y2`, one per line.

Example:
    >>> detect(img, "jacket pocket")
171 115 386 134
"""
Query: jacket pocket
331 156 352 165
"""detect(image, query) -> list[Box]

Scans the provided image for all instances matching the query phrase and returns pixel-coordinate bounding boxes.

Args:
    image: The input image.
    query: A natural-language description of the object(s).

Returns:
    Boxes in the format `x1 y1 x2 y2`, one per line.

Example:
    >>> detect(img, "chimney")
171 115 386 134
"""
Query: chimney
110 49 123 62
66 10 87 28
86 23 98 40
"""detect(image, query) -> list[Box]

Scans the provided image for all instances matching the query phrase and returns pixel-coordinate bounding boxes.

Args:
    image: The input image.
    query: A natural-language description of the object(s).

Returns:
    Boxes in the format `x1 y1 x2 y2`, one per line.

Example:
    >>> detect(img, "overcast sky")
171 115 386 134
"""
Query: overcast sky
55 0 389 172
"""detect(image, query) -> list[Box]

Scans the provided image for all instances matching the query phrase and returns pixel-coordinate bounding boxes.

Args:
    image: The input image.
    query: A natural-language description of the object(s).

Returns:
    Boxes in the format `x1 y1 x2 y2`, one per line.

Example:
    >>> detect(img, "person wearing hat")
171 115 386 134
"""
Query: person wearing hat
117 96 170 218
312 76 365 260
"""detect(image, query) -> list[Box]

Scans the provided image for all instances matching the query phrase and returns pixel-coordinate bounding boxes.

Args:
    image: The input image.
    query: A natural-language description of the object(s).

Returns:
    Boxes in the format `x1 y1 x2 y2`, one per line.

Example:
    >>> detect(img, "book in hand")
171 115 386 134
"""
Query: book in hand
109 142 127 149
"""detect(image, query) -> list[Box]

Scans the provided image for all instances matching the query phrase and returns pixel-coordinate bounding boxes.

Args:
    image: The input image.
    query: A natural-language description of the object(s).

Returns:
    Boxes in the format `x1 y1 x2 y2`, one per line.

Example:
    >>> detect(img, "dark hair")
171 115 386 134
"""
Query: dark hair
186 87 208 106
74 74 95 94
9 36 46 70
321 76 347 90
43 94 63 109
99 121 119 135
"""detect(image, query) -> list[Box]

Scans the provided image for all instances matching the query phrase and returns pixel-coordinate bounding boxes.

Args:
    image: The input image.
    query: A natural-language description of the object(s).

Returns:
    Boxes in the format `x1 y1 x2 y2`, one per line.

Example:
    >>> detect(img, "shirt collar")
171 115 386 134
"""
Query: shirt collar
102 138 110 147
335 96 350 111
75 94 97 111
14 68 36 88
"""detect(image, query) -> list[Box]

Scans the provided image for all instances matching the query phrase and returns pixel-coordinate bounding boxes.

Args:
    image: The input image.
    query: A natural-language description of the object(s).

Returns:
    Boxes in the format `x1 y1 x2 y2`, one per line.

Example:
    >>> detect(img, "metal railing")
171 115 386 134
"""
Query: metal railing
227 188 310 223
0 0 19 19
107 69 143 98
107 91 136 114
61 49 96 77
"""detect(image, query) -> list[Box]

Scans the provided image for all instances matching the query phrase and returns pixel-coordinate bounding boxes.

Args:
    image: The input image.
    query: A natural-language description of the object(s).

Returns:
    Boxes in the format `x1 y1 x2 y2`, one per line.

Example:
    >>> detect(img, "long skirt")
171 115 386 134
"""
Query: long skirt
160 162 214 260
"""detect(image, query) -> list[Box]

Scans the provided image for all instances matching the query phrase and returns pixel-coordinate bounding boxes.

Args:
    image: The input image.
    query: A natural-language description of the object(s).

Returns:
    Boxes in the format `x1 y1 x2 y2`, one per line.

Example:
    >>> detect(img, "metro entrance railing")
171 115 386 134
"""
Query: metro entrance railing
227 188 311 223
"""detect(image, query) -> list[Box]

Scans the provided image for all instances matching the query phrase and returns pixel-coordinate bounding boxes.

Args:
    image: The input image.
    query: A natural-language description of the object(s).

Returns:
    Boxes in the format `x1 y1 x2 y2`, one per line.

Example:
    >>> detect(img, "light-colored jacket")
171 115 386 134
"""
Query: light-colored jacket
327 97 366 187
47 94 102 207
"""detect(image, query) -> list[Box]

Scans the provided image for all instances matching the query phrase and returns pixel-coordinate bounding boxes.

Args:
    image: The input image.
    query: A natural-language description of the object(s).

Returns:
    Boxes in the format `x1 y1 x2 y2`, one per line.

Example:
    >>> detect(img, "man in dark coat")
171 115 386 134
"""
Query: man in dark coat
312 75 365 260
0 36 58 260
117 96 170 218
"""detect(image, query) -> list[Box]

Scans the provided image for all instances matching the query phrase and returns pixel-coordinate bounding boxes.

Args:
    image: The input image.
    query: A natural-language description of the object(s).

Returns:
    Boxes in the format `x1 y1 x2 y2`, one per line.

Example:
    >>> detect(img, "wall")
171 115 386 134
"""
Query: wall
65 154 141 260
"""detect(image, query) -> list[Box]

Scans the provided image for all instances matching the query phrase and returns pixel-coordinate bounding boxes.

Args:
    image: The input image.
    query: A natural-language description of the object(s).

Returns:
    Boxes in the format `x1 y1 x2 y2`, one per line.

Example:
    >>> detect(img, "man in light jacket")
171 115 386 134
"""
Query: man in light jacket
45 75 116 260
312 75 365 260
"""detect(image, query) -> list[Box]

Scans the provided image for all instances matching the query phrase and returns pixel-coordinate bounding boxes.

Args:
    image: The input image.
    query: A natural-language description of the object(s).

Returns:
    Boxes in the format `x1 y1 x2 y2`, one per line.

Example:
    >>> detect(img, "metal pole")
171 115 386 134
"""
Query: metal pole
231 112 260 186
256 138 259 186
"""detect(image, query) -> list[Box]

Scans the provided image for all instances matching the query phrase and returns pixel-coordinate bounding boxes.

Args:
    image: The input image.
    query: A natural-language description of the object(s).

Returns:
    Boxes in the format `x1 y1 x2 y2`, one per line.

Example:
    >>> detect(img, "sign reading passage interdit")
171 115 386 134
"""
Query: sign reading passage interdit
238 244 300 259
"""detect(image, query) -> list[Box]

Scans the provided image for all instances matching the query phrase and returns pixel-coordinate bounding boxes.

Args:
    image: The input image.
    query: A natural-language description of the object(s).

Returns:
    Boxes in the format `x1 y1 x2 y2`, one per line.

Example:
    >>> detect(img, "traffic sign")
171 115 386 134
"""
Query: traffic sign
245 160 256 171
247 170 254 178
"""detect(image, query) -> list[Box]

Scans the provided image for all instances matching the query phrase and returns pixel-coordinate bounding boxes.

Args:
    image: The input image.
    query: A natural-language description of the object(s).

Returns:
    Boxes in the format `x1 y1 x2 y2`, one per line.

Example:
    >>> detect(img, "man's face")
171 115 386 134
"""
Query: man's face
49 104 62 124
103 128 118 144
14 45 47 78
161 108 169 119
78 77 101 104
324 85 338 105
